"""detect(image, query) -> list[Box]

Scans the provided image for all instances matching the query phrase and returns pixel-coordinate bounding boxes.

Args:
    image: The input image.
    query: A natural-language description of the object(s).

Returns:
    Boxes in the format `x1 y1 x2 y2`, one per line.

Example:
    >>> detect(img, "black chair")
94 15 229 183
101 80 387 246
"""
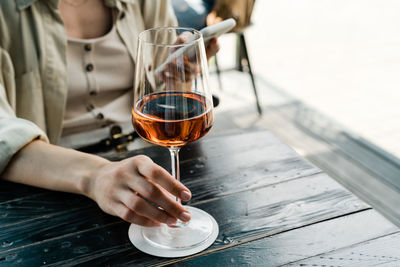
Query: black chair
213 31 262 115
172 0 261 114
210 0 261 115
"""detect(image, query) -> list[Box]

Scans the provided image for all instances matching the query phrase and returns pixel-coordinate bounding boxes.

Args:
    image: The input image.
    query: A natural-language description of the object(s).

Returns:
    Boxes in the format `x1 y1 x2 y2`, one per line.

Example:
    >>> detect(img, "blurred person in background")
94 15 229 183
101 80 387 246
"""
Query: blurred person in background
172 0 215 30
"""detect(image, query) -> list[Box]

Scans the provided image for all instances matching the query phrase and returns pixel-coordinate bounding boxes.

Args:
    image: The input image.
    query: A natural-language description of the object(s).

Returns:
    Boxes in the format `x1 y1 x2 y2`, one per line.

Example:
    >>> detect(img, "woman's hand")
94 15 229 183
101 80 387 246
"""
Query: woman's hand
87 155 192 227
176 31 220 60
159 32 220 91
205 37 220 60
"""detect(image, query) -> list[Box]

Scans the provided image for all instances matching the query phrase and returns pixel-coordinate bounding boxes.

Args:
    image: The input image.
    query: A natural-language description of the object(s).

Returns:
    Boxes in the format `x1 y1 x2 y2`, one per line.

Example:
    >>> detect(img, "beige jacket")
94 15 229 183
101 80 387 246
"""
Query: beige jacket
0 0 177 173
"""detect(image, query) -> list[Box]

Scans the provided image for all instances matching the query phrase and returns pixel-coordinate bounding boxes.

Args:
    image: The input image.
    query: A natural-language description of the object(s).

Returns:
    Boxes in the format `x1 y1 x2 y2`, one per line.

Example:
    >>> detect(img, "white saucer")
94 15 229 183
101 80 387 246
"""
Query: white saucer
128 206 219 258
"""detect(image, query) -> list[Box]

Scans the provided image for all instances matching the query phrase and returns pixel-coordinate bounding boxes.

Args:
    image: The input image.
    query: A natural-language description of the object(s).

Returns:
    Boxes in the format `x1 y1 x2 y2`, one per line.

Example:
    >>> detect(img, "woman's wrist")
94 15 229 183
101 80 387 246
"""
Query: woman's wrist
77 152 110 200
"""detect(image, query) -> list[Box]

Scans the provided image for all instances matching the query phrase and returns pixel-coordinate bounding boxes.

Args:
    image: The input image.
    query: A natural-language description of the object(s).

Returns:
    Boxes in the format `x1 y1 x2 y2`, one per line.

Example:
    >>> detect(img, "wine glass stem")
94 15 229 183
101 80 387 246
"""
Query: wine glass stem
169 147 181 204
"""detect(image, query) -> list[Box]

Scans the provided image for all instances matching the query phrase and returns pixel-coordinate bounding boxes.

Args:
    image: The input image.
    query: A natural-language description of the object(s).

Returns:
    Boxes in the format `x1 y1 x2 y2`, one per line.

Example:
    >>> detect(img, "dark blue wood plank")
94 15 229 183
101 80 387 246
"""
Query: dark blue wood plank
0 205 118 252
0 223 130 267
170 210 398 267
288 231 400 266
0 192 94 226
0 182 45 204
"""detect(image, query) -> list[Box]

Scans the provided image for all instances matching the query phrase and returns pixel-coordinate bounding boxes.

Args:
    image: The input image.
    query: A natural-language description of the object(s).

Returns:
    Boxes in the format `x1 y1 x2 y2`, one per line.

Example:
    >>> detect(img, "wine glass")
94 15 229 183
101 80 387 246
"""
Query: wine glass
129 27 218 257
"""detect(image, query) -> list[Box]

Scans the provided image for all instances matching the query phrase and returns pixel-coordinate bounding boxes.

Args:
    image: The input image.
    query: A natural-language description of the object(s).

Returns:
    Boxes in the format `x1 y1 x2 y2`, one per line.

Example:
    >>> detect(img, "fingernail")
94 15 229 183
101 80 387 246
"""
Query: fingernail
166 217 177 226
179 211 191 222
180 190 191 201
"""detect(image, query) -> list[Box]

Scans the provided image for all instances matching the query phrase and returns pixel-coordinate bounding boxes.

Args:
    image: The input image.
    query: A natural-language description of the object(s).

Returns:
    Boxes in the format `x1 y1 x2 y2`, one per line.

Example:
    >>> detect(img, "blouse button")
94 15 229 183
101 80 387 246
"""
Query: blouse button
110 125 122 136
86 103 95 111
97 113 104 120
86 63 94 72
89 90 97 96
84 44 92 52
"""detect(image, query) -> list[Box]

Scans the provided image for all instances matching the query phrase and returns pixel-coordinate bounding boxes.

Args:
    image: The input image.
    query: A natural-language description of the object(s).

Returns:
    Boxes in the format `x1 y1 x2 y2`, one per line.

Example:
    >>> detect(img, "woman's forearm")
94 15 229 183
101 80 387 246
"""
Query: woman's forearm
2 140 109 196
1 140 192 227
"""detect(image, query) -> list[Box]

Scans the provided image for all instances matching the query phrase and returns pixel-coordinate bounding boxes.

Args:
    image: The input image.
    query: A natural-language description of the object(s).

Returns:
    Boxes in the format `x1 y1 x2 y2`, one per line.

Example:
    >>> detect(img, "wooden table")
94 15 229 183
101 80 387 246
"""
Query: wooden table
1 130 399 266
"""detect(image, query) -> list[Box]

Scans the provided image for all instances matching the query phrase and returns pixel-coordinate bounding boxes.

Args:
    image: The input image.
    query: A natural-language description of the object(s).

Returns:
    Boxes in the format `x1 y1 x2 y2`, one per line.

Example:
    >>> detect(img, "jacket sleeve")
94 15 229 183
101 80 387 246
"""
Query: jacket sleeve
0 48 48 174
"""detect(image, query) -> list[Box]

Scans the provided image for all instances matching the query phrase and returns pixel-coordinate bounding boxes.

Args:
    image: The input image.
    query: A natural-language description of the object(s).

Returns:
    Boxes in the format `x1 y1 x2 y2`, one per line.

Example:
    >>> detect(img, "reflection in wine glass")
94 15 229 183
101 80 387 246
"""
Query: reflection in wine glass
130 27 218 257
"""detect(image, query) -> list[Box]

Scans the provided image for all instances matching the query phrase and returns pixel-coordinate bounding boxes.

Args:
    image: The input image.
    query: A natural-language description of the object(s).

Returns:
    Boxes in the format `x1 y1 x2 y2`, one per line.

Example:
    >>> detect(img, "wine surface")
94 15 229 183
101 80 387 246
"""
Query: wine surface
132 92 213 147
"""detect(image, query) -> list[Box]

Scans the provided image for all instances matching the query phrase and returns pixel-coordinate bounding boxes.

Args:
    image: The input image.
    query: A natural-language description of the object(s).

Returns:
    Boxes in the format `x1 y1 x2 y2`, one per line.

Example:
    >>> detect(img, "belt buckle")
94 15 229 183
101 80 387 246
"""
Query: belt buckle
110 125 134 152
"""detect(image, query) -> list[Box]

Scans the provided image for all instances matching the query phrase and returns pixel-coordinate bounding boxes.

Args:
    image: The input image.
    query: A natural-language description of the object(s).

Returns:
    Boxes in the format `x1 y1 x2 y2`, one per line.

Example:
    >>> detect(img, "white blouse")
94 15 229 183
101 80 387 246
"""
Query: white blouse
62 24 134 137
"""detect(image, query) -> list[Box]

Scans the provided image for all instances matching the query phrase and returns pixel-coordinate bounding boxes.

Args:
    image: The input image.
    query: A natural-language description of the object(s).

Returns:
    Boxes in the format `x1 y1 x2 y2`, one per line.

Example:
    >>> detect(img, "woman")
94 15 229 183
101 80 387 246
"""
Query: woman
0 0 218 227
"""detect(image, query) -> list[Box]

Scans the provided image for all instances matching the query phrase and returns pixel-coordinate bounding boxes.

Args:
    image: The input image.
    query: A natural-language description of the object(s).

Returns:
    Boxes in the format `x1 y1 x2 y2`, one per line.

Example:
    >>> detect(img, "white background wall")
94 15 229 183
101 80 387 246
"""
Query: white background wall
217 0 400 157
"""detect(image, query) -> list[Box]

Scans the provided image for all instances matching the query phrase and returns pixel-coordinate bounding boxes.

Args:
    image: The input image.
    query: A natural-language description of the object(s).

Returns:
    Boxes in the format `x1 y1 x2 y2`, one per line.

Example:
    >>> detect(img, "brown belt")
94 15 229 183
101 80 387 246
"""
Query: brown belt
76 126 139 154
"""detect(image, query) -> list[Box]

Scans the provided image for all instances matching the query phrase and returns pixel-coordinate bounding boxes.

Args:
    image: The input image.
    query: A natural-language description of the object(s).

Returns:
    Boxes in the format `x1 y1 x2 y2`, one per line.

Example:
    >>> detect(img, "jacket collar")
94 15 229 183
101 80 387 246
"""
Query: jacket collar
16 0 134 10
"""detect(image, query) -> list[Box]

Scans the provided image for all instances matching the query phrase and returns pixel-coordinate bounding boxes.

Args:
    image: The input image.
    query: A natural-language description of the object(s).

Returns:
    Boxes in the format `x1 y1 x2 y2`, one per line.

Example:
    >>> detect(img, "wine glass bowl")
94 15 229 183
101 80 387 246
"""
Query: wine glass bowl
132 91 213 148
130 27 218 257
132 27 214 148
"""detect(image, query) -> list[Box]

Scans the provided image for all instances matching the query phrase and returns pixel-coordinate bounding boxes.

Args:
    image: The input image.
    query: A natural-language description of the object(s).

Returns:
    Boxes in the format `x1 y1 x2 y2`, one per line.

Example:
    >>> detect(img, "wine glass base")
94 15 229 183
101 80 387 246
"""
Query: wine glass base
128 206 219 257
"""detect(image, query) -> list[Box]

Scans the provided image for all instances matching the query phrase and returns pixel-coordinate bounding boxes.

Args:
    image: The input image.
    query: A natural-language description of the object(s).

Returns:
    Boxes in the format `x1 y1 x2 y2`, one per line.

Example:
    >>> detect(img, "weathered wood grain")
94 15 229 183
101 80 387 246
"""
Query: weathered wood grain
277 101 400 193
0 130 382 267
37 174 368 267
287 231 400 266
0 182 45 204
246 103 400 227
0 223 129 266
0 205 118 252
115 131 322 203
109 130 321 182
0 192 95 226
108 130 285 163
0 131 319 230
171 209 398 267
183 155 319 204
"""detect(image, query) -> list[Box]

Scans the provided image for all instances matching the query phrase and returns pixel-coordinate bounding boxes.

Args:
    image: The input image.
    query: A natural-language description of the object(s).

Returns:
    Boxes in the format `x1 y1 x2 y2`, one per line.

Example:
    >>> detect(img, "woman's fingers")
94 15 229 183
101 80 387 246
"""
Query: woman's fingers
129 173 191 223
119 189 179 226
115 203 160 227
135 157 191 202
94 155 193 226
206 37 220 59
175 31 193 44
116 156 191 223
